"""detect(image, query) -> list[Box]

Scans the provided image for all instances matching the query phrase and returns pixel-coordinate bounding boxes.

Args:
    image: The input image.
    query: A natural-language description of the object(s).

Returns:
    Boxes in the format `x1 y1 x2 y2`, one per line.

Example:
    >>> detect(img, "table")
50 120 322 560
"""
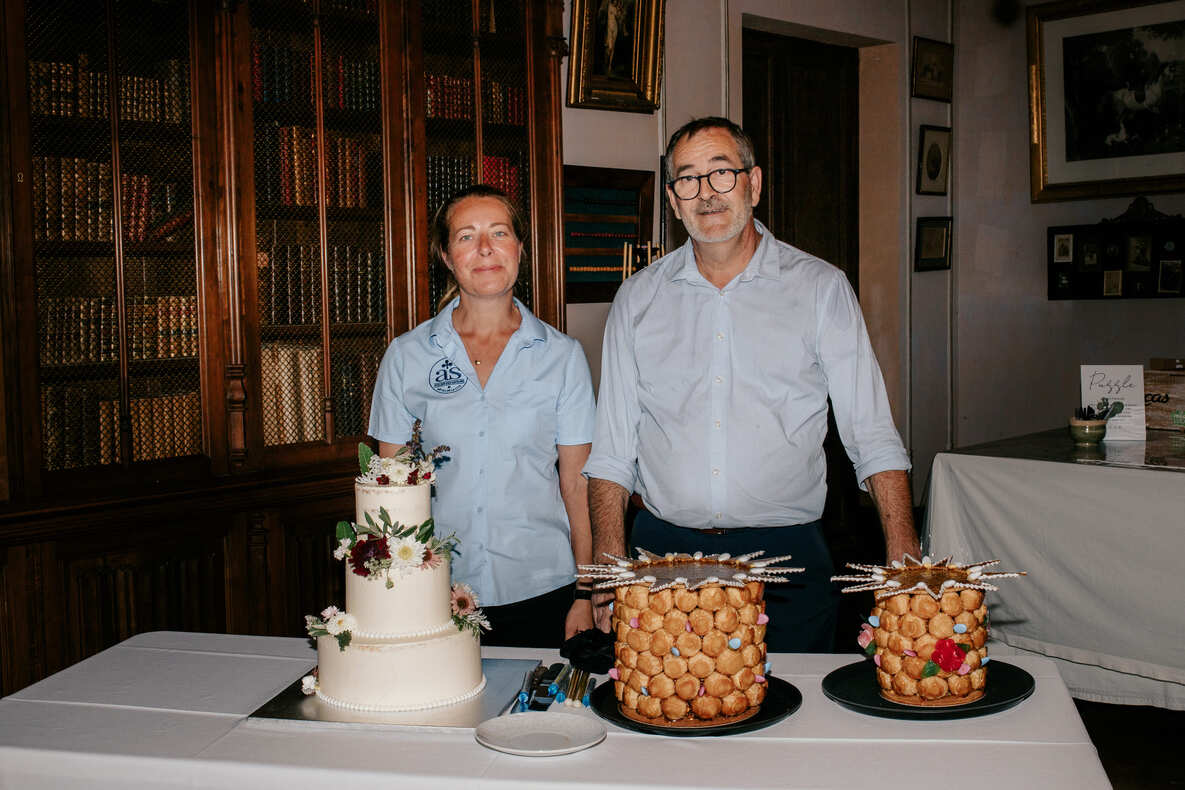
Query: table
0 631 1108 789
925 429 1185 710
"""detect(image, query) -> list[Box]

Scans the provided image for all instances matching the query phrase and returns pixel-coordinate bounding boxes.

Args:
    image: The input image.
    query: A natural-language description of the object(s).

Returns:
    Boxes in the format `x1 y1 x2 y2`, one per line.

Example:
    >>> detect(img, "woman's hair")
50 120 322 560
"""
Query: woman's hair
430 184 528 312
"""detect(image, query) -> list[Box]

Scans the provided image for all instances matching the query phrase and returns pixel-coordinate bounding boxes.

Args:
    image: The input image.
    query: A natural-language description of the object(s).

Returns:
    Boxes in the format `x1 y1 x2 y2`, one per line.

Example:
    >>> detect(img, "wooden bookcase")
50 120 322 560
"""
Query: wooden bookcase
0 0 564 694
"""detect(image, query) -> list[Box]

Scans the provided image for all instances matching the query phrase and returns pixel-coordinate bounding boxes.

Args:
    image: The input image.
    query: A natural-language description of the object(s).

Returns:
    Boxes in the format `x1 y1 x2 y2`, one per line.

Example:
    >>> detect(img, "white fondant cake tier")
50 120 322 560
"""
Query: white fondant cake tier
355 479 431 529
345 559 452 636
316 629 484 712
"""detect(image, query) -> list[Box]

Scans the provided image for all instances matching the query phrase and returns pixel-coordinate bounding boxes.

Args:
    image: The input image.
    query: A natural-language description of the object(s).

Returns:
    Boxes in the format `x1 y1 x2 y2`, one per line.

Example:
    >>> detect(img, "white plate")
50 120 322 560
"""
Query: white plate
474 711 606 756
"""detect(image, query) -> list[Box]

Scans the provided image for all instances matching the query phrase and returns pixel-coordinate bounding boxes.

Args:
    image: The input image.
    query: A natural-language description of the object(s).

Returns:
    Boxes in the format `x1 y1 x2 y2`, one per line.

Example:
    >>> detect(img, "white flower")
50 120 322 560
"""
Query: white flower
301 675 317 695
333 539 352 561
392 537 425 566
320 605 340 621
325 612 357 636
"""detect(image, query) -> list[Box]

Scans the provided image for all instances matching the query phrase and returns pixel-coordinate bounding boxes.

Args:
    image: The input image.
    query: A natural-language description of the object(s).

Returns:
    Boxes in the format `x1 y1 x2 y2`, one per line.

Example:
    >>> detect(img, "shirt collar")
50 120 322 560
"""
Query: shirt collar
667 219 781 286
428 297 546 354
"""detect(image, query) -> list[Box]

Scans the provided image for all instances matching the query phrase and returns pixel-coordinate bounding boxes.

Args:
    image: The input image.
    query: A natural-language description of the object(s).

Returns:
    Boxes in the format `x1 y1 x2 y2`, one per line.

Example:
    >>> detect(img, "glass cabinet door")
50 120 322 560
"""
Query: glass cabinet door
248 0 386 449
25 0 203 473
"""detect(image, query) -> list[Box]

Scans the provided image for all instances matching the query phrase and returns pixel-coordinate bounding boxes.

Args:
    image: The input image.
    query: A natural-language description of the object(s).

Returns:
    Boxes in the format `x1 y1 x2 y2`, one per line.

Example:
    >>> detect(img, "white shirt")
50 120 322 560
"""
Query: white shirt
583 221 909 529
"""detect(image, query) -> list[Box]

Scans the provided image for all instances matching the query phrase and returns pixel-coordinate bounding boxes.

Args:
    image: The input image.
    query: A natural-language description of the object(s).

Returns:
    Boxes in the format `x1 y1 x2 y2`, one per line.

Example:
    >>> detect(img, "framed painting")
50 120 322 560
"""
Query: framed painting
911 37 953 102
567 0 665 113
1027 0 1185 201
916 125 952 195
914 217 953 272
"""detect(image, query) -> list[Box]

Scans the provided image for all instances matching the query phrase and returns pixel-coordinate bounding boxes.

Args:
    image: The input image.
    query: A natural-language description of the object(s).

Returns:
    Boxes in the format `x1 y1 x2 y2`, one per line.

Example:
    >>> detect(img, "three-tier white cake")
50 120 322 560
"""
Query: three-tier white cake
304 429 488 712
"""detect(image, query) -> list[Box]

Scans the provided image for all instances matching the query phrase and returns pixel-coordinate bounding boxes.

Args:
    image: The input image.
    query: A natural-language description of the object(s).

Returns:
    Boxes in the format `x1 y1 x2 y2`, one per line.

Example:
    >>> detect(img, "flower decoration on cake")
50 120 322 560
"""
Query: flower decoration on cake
577 547 804 592
831 554 1025 600
334 506 459 589
305 606 358 651
356 420 450 487
450 583 490 637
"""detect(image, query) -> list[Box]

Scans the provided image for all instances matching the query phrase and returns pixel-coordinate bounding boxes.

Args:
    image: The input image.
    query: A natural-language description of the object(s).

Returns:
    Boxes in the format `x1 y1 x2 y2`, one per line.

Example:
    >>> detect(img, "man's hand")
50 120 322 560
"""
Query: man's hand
592 590 614 632
565 599 595 639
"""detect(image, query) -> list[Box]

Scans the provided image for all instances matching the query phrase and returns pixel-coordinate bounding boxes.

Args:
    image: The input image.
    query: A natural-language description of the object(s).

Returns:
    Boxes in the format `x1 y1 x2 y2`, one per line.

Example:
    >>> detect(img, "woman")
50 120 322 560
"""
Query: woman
368 185 596 646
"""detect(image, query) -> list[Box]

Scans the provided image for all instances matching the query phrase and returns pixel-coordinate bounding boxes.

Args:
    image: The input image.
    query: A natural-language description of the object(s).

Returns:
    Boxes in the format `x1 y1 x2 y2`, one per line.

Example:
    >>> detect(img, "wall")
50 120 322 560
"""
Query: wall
561 0 1185 505
953 0 1185 448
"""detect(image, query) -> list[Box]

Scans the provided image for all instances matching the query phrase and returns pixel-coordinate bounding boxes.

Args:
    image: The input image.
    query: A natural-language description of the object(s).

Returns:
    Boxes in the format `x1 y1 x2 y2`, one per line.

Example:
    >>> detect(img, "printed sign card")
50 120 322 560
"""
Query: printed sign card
1080 364 1146 441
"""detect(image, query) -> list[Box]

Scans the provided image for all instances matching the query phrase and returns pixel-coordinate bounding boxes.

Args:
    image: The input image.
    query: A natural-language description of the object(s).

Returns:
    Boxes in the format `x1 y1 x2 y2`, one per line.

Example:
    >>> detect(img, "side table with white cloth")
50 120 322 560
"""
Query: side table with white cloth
0 631 1109 789
924 428 1185 710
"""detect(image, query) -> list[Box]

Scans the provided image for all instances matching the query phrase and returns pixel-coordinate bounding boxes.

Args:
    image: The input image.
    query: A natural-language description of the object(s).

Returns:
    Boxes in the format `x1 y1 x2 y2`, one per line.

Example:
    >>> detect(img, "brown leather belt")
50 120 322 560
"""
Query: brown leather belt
630 493 729 535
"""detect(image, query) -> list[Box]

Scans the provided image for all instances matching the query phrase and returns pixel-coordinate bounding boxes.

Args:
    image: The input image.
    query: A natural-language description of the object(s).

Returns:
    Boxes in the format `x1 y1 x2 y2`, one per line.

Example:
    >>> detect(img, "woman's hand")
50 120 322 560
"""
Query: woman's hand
565 599 595 639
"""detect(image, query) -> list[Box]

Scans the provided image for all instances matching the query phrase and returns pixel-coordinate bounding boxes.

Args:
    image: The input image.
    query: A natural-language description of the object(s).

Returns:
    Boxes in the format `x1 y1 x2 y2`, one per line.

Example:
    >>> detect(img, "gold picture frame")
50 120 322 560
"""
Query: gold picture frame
1027 0 1185 202
567 0 665 113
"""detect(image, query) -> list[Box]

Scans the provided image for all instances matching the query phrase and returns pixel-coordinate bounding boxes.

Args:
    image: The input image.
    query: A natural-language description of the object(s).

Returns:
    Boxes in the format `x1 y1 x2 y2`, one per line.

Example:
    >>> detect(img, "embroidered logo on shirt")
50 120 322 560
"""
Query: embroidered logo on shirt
429 358 467 394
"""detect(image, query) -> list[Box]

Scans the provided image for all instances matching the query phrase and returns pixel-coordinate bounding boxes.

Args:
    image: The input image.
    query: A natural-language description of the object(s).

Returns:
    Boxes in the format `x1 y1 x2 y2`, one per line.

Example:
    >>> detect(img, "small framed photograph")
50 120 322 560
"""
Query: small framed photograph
1160 259 1183 294
911 37 953 102
1103 269 1123 296
916 125 952 195
1126 235 1153 272
1078 240 1100 271
914 216 952 271
1053 233 1073 263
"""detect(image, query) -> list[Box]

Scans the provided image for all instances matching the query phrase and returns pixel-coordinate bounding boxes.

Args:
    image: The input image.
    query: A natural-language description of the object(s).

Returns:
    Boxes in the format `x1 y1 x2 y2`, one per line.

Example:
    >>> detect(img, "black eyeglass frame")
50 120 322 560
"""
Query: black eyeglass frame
666 167 752 200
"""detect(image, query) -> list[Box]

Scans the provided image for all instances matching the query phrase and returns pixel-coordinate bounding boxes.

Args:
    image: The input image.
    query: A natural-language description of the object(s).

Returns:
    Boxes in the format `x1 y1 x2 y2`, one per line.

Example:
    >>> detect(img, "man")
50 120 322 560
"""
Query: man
583 117 919 652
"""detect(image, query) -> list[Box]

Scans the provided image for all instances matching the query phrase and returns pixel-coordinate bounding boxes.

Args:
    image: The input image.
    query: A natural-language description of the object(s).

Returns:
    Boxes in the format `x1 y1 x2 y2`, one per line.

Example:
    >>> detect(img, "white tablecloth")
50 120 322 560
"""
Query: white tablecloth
926 449 1185 710
0 631 1108 789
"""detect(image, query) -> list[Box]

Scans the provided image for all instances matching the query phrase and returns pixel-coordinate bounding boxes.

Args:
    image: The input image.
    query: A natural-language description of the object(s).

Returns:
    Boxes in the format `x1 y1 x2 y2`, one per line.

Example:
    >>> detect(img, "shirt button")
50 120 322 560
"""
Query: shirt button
716 332 724 340
478 430 485 437
714 420 721 428
477 506 483 513
712 468 720 476
714 513 722 519
715 376 723 384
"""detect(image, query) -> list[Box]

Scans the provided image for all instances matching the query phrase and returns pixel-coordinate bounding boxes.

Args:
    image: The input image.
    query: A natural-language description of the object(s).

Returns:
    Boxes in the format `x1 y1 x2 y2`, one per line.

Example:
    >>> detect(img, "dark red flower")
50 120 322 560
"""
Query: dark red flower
349 536 390 577
375 474 390 486
931 638 964 673
406 469 420 485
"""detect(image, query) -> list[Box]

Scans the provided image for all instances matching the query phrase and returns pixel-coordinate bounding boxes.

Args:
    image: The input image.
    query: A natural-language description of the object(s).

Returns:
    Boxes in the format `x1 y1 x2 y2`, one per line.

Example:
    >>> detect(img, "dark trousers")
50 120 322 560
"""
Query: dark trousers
481 583 574 648
631 509 839 653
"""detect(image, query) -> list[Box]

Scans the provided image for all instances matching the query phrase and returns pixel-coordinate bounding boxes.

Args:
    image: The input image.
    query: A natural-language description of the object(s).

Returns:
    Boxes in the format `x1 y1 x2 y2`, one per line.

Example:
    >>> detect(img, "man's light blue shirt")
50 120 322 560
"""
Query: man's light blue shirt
584 220 910 529
368 298 596 606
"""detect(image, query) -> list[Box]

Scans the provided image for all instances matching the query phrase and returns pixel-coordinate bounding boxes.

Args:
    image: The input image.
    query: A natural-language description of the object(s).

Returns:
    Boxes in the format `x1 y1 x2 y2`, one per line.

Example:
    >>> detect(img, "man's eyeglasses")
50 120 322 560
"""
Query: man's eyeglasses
667 167 751 200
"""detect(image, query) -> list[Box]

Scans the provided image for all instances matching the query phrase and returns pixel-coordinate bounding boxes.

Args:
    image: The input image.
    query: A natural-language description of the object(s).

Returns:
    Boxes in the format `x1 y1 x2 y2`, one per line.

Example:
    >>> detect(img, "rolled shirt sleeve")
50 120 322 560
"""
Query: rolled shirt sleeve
815 268 911 490
582 283 641 491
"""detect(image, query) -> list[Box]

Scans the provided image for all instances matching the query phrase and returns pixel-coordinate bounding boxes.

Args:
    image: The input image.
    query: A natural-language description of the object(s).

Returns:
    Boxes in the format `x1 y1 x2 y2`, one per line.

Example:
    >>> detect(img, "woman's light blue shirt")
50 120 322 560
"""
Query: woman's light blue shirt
368 298 595 606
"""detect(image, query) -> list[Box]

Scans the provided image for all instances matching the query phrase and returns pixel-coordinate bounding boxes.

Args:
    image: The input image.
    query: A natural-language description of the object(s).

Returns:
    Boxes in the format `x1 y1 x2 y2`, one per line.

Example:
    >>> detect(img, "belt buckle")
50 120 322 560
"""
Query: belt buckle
700 527 727 536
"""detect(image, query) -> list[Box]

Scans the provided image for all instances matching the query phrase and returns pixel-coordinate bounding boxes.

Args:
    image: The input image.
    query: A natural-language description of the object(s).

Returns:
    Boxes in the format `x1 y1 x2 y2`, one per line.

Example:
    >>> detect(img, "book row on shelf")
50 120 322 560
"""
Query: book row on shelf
33 160 189 244
260 343 381 446
332 349 379 438
121 173 189 243
41 385 201 469
252 31 381 113
38 294 199 366
482 155 524 208
27 57 187 123
481 79 527 125
257 244 385 326
426 154 475 215
262 126 378 208
32 156 112 243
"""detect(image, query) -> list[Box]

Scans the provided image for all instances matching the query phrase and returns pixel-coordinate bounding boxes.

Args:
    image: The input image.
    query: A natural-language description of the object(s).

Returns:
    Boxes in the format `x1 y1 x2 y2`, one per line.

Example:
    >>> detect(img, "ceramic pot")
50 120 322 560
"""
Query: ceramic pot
1068 418 1106 445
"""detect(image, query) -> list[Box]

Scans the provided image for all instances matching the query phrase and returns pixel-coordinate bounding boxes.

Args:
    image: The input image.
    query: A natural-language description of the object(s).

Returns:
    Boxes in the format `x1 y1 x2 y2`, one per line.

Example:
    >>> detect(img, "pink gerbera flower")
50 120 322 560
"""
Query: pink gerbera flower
450 583 477 616
420 545 444 570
